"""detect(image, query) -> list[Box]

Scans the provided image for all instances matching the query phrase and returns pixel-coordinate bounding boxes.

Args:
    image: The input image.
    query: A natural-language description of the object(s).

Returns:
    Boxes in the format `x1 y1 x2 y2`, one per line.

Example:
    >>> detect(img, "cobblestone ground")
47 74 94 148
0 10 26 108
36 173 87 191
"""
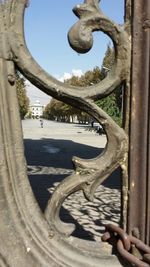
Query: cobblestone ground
23 119 121 243
49 182 120 242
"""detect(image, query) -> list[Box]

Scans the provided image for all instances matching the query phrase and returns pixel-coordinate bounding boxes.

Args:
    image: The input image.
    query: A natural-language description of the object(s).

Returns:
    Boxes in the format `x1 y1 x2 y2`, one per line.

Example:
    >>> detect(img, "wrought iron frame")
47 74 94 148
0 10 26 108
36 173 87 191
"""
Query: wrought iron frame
0 0 149 266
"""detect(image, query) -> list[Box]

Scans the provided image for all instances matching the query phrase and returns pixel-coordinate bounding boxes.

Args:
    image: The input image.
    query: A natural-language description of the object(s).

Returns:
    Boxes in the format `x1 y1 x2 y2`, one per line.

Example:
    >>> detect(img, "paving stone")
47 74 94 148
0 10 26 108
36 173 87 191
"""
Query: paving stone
90 224 102 231
70 210 83 216
87 210 99 216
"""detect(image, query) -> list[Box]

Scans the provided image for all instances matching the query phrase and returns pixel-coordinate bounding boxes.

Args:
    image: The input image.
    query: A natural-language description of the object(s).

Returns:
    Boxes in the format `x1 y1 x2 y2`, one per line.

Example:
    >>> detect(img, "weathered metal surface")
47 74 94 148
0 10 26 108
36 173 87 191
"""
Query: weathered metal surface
0 0 130 266
127 0 150 244
7 0 130 238
102 224 150 267
2 0 149 266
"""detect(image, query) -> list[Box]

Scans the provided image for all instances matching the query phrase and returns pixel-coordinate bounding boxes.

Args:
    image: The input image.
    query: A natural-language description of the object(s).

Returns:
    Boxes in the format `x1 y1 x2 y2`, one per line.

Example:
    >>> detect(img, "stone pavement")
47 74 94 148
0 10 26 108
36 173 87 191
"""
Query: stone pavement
23 119 121 243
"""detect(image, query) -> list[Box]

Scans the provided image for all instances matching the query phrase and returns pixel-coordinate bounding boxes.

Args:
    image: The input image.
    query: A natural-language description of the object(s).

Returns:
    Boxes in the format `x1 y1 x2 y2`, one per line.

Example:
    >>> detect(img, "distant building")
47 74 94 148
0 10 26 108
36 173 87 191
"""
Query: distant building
30 100 45 118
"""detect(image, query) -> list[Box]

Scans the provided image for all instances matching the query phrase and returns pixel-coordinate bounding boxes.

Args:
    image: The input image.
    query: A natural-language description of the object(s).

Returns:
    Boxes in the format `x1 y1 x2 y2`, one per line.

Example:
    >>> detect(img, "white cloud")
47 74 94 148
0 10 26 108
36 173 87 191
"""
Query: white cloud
58 72 72 82
72 69 83 77
57 69 83 82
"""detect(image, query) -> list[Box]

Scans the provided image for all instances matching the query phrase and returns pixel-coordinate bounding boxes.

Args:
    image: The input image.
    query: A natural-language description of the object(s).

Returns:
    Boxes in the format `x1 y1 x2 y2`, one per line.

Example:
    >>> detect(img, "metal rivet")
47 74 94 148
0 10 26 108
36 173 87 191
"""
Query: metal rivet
49 231 54 239
8 74 15 85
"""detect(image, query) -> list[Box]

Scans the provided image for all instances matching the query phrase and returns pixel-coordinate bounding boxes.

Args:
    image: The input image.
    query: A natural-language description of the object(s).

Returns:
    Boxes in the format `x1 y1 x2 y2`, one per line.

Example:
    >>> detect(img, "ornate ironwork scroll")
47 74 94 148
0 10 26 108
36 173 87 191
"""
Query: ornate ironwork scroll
0 0 132 266
45 0 130 235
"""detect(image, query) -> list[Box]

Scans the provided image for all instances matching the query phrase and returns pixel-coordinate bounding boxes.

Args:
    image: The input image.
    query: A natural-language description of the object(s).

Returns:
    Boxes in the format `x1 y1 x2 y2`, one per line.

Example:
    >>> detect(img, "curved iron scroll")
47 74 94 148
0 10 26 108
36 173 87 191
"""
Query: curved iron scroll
11 0 130 236
0 0 131 266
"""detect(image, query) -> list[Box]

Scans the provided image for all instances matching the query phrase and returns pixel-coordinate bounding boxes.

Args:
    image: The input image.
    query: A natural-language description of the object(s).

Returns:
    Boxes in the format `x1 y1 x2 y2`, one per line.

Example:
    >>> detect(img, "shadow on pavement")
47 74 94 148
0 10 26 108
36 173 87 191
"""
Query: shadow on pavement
24 138 121 241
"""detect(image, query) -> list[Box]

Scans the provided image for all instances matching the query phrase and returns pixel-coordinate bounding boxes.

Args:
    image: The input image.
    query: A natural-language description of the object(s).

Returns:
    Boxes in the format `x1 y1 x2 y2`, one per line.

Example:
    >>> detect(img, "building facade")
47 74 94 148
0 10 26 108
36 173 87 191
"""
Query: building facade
30 100 44 118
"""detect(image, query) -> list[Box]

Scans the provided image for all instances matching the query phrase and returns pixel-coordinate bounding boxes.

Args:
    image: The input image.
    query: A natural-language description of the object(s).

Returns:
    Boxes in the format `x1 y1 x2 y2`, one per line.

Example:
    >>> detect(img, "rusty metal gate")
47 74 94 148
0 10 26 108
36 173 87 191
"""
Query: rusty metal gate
0 0 150 266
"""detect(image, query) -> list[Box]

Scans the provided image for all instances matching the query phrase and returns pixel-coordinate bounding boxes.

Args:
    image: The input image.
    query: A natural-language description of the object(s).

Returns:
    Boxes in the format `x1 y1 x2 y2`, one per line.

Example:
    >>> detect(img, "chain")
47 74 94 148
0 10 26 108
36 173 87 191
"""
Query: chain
102 224 150 267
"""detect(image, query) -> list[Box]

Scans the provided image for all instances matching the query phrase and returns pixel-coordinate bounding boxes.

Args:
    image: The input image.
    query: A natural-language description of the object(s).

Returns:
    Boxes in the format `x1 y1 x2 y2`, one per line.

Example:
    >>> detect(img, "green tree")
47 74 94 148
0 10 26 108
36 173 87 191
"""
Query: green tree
16 73 29 119
96 45 122 125
44 45 122 126
102 44 115 70
102 44 122 111
65 67 102 87
43 98 71 122
44 98 89 123
96 96 122 126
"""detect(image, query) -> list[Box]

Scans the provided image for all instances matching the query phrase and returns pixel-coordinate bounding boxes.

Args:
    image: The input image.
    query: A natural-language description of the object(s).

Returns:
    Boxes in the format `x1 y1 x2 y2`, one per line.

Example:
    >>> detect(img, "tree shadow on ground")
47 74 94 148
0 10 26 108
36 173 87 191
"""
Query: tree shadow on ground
24 138 121 241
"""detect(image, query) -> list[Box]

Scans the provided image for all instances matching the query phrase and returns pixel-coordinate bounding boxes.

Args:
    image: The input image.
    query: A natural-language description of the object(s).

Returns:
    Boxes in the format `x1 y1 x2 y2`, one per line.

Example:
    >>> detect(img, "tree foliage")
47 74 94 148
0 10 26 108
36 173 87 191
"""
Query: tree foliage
66 66 103 87
44 45 122 125
96 44 122 125
96 95 122 126
102 44 115 69
43 98 90 123
16 73 29 119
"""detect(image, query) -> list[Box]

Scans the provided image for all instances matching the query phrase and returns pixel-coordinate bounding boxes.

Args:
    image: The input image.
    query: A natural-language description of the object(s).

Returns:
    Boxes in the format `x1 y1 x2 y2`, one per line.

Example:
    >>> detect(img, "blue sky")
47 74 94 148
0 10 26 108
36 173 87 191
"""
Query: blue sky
24 0 124 105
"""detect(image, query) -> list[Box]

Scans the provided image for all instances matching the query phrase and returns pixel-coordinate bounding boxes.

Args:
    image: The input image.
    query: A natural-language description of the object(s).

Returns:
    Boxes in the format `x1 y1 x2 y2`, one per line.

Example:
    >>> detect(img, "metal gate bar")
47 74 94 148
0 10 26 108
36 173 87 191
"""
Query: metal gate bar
128 0 150 244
